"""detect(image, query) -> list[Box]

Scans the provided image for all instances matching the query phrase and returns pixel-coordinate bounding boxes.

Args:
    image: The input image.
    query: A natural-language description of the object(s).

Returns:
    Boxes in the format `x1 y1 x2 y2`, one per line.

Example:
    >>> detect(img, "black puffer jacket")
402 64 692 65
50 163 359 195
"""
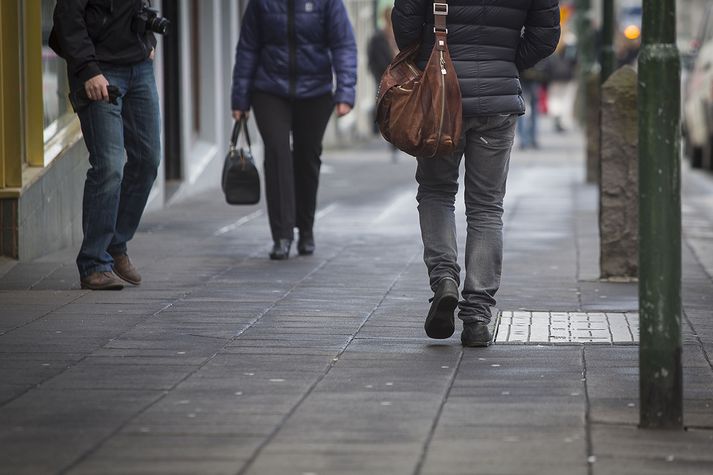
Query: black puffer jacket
392 0 560 117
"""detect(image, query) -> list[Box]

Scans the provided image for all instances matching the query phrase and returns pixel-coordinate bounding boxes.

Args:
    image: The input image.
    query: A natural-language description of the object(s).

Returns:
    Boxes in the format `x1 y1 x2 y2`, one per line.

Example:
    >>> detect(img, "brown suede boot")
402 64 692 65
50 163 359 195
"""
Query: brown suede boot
111 253 142 285
80 271 124 290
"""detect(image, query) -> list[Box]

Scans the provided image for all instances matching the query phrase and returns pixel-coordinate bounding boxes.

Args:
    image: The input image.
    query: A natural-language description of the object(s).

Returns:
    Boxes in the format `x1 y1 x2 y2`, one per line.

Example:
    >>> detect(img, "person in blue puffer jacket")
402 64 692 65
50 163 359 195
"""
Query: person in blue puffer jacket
231 0 357 260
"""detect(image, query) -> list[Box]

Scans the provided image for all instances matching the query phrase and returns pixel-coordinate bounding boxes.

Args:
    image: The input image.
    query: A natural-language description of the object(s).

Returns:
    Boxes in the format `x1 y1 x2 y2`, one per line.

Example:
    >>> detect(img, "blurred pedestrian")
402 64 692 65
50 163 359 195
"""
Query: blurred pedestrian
50 0 165 290
392 0 560 346
231 0 357 260
518 56 554 148
547 33 577 133
517 68 544 149
367 7 398 129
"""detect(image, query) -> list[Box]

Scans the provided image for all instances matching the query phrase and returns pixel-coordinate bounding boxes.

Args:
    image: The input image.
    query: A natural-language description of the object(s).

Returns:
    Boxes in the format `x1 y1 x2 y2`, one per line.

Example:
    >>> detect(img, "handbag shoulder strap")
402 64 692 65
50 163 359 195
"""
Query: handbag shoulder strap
230 117 252 150
433 1 448 34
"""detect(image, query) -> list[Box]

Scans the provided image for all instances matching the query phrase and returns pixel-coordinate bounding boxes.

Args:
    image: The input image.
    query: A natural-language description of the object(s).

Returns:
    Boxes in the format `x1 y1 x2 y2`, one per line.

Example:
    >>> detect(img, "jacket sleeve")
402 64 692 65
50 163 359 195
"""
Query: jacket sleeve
231 0 262 111
52 0 102 82
515 0 561 72
326 0 357 107
391 0 426 51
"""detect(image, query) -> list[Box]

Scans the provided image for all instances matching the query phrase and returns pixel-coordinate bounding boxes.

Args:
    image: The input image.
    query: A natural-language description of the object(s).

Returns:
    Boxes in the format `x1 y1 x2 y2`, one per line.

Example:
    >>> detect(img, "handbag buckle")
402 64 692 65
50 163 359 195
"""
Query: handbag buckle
433 3 448 15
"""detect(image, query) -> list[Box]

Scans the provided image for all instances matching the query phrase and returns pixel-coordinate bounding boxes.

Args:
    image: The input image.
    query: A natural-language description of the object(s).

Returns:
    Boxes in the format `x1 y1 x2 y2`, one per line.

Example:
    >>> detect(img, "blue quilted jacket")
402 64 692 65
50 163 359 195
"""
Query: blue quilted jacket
231 0 357 111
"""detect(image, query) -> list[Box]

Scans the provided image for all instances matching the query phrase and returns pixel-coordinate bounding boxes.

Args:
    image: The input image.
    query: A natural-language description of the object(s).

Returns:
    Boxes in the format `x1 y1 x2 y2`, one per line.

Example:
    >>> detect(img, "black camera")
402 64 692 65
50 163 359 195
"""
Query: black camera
132 6 169 35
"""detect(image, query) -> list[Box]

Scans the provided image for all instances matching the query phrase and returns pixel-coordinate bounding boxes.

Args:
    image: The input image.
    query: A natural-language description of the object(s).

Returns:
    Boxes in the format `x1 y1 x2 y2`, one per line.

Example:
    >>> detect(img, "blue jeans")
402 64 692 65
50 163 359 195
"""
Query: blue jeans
71 60 161 278
517 80 539 148
416 115 517 323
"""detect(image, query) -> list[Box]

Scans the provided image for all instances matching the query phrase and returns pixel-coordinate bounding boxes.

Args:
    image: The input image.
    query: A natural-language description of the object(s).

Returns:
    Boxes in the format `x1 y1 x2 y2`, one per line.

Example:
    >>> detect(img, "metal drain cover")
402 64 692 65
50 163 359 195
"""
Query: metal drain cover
494 311 639 344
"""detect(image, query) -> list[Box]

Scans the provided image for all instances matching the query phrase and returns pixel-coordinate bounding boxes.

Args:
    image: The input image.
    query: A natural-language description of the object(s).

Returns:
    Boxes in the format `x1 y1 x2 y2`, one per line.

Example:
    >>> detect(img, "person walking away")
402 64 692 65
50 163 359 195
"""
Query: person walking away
231 0 357 260
50 0 166 290
367 7 398 131
517 60 551 149
367 6 400 162
547 33 577 133
392 0 560 346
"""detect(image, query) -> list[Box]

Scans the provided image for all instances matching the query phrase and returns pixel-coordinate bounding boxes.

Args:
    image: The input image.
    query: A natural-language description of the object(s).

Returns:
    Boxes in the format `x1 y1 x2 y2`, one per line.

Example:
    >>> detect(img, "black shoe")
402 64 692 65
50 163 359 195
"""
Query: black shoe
424 278 459 339
269 239 292 260
461 322 492 347
297 233 315 256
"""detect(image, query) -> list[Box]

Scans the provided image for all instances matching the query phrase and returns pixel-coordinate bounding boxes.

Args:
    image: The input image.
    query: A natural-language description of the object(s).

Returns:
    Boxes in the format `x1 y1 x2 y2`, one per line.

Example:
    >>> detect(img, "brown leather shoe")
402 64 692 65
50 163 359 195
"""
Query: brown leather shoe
111 253 142 285
80 271 124 290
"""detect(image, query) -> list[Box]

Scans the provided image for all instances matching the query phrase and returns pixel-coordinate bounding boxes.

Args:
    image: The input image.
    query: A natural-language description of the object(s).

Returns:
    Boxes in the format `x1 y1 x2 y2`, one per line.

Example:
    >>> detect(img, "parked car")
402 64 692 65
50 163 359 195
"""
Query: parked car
683 4 713 171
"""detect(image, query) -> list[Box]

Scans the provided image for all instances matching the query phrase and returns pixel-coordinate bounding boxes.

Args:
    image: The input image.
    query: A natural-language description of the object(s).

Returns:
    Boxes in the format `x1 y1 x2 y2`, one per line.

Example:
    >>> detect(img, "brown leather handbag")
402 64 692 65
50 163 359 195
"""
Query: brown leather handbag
376 1 462 158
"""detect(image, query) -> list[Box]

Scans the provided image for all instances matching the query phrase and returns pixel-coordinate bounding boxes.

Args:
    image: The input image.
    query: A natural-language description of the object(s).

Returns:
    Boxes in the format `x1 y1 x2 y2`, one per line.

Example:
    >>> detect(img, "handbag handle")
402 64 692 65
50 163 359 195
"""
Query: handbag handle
433 1 448 34
230 117 252 151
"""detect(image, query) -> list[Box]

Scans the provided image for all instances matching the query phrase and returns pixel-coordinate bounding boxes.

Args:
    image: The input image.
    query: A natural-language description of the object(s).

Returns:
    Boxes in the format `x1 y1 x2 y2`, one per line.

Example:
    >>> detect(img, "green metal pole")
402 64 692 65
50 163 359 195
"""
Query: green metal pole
601 0 616 83
638 0 683 429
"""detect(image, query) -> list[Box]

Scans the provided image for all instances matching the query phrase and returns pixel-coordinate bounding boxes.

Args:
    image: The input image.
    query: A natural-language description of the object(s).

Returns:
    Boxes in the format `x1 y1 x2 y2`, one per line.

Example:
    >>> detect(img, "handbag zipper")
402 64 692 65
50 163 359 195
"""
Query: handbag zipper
433 49 447 157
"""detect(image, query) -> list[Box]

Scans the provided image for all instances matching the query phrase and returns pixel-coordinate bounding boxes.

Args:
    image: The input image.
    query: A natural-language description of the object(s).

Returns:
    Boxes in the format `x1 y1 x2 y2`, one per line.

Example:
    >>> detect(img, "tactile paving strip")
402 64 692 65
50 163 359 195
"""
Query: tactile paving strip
494 311 639 345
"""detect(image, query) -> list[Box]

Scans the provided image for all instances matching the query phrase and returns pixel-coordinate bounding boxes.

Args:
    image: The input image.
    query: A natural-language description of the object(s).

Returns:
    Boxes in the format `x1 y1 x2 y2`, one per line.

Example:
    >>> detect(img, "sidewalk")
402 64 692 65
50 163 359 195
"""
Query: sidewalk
0 128 712 475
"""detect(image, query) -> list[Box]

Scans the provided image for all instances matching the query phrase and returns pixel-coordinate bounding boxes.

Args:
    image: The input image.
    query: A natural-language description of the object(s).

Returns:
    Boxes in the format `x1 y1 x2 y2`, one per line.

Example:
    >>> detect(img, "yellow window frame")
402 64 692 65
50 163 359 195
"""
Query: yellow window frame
0 0 23 190
0 0 81 198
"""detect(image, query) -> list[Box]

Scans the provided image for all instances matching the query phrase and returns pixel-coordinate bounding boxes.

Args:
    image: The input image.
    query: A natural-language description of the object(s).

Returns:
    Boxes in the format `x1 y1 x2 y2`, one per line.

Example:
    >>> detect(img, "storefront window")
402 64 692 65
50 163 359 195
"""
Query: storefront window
41 0 73 142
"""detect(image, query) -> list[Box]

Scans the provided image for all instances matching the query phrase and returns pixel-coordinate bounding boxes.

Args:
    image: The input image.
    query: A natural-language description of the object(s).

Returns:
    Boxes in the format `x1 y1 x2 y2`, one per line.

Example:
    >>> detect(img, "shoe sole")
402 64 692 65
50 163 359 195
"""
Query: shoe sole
298 249 314 256
424 292 458 339
269 254 289 260
80 282 124 291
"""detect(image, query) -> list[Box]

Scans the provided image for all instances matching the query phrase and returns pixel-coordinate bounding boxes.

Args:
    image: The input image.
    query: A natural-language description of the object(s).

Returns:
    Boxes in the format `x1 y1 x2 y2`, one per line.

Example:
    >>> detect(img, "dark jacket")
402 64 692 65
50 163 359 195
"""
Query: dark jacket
392 0 561 117
50 0 157 83
231 0 357 111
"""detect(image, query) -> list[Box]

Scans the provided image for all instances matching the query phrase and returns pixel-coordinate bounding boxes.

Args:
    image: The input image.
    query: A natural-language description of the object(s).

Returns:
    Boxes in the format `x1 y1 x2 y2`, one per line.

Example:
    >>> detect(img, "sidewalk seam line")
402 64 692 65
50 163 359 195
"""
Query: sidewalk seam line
681 239 713 374
412 349 464 475
56 242 286 474
573 181 584 311
582 347 594 475
236 248 420 475
0 291 93 408
0 289 86 338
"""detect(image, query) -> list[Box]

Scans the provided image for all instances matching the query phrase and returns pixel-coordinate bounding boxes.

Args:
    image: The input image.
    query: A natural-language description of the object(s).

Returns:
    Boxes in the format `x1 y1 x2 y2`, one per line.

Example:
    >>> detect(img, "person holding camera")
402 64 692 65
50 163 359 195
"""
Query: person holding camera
50 0 168 290
231 0 357 260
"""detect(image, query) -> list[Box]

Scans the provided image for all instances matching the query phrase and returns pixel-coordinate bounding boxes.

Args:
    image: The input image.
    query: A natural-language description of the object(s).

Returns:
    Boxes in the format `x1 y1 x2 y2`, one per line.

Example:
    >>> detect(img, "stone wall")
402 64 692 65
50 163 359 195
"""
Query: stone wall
599 65 639 279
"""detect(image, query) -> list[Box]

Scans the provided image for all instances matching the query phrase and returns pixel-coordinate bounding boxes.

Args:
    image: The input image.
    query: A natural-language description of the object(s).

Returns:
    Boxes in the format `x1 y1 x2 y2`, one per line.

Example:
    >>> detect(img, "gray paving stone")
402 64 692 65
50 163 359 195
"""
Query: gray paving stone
0 132 711 474
0 263 65 290
244 443 418 475
421 427 588 475
0 385 29 406
69 458 246 475
41 363 197 390
0 429 110 475
590 425 713 475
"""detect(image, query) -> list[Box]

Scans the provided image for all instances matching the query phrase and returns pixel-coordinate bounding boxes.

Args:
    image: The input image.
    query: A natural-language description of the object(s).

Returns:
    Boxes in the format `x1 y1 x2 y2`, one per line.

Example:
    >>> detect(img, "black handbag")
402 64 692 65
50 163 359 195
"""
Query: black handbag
221 118 260 205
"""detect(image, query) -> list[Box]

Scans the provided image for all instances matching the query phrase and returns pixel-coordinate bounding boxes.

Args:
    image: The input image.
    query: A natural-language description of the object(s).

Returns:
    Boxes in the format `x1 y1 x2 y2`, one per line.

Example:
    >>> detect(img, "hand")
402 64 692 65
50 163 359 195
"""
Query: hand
149 48 155 61
85 74 109 102
335 103 352 117
232 110 249 121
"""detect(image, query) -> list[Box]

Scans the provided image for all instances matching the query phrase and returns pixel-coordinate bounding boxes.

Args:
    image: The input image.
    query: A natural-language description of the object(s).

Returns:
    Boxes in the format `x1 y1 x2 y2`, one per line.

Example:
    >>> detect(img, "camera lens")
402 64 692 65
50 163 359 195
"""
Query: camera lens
148 17 170 35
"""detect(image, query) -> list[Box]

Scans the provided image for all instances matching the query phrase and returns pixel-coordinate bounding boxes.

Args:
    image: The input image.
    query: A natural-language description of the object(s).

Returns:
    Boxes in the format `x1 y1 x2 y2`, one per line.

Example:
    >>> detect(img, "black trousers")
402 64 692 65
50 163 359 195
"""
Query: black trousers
252 91 333 241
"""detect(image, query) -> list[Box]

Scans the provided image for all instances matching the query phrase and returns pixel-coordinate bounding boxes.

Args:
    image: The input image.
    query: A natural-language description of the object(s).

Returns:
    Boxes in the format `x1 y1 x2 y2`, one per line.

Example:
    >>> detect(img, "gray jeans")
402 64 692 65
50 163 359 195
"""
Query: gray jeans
416 115 517 323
